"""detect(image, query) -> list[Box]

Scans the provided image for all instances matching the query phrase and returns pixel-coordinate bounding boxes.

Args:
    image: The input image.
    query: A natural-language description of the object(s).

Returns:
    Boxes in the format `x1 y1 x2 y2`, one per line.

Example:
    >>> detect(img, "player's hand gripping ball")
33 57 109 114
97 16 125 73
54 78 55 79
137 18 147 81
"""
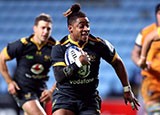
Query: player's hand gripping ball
65 46 90 78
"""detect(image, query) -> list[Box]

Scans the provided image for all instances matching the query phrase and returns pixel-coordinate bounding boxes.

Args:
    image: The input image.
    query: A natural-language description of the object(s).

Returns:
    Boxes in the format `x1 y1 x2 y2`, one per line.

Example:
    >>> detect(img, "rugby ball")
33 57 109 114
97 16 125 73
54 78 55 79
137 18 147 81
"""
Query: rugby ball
65 46 84 65
64 46 90 78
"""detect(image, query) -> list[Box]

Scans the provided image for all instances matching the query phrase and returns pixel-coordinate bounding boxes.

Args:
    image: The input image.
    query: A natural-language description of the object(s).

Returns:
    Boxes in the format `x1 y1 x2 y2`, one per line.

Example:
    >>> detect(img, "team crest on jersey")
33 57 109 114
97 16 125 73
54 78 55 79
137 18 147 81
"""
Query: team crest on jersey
24 92 31 99
89 55 96 61
31 64 44 74
44 55 50 60
36 51 42 55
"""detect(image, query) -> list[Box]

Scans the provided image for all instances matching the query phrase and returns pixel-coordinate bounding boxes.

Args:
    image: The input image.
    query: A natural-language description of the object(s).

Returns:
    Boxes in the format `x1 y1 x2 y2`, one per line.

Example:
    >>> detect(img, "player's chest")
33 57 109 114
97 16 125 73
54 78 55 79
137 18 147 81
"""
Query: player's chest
83 47 100 64
21 45 51 62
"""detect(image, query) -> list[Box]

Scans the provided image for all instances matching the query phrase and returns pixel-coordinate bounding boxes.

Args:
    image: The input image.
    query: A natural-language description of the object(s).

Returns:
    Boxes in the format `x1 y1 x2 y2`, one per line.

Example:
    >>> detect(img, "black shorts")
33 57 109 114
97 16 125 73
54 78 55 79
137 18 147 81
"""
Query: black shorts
12 90 43 108
52 91 101 115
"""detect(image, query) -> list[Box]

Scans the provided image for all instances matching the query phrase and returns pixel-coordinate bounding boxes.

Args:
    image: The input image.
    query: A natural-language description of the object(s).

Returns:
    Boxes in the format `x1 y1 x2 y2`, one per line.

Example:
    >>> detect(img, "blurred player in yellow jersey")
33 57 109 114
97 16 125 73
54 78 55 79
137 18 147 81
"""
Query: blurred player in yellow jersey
131 3 160 115
138 27 160 115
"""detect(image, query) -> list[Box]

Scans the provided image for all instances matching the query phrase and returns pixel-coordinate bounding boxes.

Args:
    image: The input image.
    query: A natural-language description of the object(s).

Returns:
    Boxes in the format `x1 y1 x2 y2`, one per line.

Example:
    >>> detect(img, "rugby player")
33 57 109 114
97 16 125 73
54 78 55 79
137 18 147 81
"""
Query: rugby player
138 27 160 115
131 3 160 115
51 3 140 115
0 13 56 115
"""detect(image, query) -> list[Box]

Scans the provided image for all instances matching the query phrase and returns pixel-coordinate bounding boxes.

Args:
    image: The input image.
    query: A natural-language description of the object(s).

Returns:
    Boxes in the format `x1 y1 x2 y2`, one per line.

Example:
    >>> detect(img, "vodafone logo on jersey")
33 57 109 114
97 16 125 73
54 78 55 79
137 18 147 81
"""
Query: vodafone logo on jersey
31 64 44 74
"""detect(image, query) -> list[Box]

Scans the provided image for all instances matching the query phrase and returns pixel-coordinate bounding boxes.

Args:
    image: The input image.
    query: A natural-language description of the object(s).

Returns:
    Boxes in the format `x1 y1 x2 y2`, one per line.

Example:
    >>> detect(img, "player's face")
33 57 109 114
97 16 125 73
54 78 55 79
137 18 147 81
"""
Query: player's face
157 10 160 25
69 17 90 42
34 20 52 42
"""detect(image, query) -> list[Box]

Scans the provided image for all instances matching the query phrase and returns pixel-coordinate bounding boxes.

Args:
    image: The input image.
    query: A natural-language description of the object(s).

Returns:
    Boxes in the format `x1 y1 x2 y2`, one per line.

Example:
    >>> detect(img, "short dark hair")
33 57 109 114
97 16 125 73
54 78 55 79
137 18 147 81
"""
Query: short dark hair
156 3 160 14
34 13 52 26
63 3 86 26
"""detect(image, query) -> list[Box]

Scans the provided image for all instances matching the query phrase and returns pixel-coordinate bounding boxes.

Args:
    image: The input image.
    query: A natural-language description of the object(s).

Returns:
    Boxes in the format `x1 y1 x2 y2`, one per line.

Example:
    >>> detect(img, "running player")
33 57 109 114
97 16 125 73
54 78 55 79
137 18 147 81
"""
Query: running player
138 27 160 115
131 3 160 115
51 3 140 115
0 13 56 115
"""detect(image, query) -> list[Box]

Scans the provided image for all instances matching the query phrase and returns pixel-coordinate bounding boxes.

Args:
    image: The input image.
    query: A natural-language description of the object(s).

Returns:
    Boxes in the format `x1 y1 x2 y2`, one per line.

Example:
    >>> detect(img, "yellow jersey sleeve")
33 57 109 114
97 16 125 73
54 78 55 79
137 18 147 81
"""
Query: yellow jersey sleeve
3 47 11 60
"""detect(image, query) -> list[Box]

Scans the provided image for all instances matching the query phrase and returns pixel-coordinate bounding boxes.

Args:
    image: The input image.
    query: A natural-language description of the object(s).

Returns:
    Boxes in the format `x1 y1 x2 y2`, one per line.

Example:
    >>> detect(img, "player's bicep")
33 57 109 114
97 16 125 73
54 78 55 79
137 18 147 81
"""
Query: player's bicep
0 47 11 61
51 45 65 64
51 45 68 82
110 54 122 67
100 39 116 63
0 48 11 74
7 40 24 59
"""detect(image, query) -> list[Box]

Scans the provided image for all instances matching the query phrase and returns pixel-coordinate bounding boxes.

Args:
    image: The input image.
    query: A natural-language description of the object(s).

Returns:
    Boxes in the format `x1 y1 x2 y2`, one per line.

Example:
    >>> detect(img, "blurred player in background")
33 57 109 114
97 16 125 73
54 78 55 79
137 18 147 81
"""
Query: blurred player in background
0 13 56 115
138 27 160 115
131 3 160 115
51 3 139 115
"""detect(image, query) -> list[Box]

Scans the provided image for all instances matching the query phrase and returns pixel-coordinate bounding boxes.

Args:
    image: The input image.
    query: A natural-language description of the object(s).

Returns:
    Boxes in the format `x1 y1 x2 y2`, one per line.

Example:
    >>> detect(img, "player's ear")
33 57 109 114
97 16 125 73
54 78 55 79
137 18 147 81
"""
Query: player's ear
33 25 37 33
68 25 73 33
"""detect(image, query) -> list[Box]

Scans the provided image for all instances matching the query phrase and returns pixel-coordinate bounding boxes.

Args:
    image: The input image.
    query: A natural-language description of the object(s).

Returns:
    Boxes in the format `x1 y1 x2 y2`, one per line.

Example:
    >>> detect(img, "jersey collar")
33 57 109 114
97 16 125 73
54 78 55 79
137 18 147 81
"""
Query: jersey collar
68 34 88 49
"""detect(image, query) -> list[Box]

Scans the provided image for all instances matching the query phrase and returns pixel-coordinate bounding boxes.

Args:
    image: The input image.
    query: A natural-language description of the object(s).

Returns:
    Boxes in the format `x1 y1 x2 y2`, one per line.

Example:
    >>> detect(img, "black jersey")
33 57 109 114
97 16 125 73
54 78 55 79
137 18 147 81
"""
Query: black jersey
51 34 117 98
5 34 56 92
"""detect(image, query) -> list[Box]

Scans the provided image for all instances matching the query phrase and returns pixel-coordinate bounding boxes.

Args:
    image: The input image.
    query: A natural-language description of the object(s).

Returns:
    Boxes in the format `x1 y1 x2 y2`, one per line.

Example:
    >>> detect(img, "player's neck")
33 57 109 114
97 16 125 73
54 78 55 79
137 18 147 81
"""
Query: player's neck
70 35 79 42
33 36 47 46
78 40 85 47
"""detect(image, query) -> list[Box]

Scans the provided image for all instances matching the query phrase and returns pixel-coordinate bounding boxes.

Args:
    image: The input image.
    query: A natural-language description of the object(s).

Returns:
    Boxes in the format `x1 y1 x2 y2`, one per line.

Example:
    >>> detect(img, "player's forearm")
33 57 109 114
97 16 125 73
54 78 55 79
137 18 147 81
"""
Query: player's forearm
50 82 56 92
53 63 79 83
111 58 130 87
131 54 140 66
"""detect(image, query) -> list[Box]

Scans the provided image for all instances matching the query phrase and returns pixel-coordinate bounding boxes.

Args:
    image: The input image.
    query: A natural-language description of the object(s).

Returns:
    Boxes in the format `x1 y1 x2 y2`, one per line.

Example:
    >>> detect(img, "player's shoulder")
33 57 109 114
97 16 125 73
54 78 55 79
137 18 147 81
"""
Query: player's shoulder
87 34 102 47
141 23 157 34
58 35 69 45
51 43 65 59
88 34 115 51
88 34 110 46
143 23 156 29
20 34 33 45
88 34 101 42
8 35 30 47
54 35 71 52
52 42 64 54
47 36 57 46
20 37 29 45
